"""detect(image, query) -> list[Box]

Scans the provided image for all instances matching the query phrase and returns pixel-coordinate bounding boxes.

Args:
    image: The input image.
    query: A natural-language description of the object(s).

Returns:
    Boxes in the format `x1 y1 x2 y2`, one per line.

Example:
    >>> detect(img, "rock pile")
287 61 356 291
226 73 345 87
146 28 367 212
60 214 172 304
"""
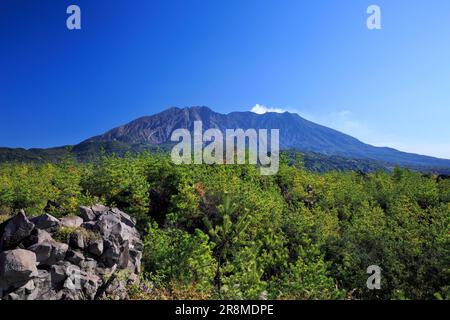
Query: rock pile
0 205 143 300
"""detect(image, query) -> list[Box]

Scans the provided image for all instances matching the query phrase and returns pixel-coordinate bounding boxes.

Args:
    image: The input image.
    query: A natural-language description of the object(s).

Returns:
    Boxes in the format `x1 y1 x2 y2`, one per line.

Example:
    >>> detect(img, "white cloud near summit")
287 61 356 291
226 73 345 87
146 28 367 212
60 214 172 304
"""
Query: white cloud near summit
250 104 288 114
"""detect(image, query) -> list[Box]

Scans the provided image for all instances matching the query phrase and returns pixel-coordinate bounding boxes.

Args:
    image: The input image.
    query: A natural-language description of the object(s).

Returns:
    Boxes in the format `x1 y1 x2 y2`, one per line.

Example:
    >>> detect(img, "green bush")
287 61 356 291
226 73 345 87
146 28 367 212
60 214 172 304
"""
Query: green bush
0 153 448 300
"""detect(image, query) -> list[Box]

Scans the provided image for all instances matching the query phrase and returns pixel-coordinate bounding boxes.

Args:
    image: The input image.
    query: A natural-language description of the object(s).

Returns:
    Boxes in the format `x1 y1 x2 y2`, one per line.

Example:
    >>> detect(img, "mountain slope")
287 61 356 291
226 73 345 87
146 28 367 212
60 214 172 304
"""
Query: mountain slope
80 106 450 169
1 106 449 172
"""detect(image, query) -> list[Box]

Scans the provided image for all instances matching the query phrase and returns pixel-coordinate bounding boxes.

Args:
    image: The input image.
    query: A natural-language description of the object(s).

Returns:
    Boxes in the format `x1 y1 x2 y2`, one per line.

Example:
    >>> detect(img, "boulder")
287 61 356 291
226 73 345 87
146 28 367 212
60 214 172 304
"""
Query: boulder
0 249 38 294
69 231 85 249
79 258 97 273
111 207 136 227
27 240 68 266
81 221 99 232
0 211 35 250
22 229 53 248
66 250 84 265
2 279 36 300
0 206 143 300
81 273 101 300
30 214 60 231
97 213 139 243
50 263 68 286
87 240 103 257
96 213 121 238
60 216 83 228
129 247 143 274
91 204 109 216
101 240 121 268
78 206 96 222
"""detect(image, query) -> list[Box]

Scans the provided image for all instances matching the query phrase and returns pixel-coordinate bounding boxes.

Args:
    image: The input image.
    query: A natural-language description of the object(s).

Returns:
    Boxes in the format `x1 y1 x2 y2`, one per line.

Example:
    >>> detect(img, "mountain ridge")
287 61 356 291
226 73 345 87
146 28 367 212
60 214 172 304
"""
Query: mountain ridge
81 106 450 168
1 106 449 173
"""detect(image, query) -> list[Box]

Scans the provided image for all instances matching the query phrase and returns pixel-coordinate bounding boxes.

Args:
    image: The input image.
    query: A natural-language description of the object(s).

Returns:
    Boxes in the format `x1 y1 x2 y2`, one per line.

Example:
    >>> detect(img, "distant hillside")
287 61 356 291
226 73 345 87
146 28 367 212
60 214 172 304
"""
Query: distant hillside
1 106 450 174
83 106 450 169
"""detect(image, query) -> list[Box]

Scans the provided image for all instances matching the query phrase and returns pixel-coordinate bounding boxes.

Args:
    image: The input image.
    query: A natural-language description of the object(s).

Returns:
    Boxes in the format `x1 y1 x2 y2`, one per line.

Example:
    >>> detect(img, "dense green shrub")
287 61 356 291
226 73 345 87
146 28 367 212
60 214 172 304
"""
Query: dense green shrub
0 153 448 300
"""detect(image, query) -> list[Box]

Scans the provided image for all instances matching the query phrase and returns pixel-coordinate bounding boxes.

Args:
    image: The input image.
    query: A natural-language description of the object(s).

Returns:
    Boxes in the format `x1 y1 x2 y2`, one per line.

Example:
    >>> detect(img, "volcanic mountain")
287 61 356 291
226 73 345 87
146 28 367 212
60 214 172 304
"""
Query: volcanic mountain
1 106 450 172
80 106 450 169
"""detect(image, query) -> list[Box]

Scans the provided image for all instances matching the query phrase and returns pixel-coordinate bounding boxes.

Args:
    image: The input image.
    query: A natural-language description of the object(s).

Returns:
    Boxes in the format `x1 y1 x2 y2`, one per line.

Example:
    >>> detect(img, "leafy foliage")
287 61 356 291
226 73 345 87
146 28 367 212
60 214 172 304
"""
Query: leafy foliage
0 153 448 300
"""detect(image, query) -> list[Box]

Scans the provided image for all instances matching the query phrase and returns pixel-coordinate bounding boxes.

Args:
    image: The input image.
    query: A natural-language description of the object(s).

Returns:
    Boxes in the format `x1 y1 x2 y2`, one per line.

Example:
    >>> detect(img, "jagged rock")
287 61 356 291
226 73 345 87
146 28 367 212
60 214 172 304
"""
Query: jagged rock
78 206 96 222
0 211 35 250
28 240 68 266
69 231 85 249
0 206 142 300
2 280 36 300
27 241 51 264
91 204 109 216
30 214 60 231
97 212 139 244
105 277 128 300
96 213 121 238
60 216 83 228
101 240 121 268
66 250 84 265
111 207 136 227
50 263 68 286
87 240 103 257
81 274 100 300
81 221 99 232
32 270 55 299
129 247 143 274
79 258 97 273
22 229 53 247
118 240 130 269
0 249 38 295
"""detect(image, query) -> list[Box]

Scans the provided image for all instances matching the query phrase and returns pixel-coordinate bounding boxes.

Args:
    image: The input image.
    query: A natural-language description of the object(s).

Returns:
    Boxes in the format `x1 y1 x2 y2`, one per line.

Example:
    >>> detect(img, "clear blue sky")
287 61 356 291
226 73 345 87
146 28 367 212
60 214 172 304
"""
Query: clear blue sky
1 0 450 158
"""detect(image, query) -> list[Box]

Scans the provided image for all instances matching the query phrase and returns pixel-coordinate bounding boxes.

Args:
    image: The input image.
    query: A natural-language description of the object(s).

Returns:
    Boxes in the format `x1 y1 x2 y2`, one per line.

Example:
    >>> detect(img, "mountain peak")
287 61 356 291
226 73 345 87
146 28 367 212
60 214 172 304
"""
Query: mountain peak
79 106 450 169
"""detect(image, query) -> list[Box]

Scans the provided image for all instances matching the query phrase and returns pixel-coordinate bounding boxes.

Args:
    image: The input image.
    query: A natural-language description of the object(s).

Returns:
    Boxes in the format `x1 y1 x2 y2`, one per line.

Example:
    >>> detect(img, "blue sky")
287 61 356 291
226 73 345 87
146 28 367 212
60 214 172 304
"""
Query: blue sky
1 0 450 158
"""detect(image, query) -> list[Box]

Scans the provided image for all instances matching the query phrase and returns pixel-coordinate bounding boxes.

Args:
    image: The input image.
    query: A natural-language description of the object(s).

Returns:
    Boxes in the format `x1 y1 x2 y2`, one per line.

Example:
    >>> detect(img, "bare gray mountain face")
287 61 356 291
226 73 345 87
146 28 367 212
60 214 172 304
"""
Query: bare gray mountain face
82 106 450 169
0 206 143 300
1 106 449 171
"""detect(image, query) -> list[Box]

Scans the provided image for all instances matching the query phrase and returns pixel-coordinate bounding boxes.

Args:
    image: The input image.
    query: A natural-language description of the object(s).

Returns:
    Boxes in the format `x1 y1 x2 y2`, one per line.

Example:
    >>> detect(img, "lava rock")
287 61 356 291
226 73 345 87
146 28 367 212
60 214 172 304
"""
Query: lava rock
60 216 83 228
87 240 103 257
66 250 85 265
91 204 109 216
0 211 35 250
0 206 142 300
30 214 60 231
27 240 68 266
111 207 136 227
69 231 85 249
78 206 96 222
0 249 38 294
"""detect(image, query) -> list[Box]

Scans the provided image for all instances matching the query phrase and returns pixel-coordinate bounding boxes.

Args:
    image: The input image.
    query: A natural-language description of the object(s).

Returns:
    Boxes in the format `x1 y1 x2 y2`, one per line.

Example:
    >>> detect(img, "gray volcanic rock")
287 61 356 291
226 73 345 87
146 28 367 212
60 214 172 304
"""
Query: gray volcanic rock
28 240 68 266
87 240 103 257
0 205 143 300
60 216 84 228
69 231 85 250
78 206 96 222
91 204 109 216
30 214 60 231
0 210 35 250
0 249 38 295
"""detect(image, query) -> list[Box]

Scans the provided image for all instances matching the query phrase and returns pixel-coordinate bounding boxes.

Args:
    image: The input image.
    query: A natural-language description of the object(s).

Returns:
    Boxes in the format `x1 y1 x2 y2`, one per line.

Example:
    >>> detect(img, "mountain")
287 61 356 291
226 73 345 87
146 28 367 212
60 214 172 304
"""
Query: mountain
1 106 450 173
81 106 450 169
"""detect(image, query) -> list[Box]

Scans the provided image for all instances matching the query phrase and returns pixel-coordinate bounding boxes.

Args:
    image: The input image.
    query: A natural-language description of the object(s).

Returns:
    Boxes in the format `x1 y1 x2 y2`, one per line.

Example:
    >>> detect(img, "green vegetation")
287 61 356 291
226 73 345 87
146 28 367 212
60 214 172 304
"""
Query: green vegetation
53 225 100 244
0 152 448 300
